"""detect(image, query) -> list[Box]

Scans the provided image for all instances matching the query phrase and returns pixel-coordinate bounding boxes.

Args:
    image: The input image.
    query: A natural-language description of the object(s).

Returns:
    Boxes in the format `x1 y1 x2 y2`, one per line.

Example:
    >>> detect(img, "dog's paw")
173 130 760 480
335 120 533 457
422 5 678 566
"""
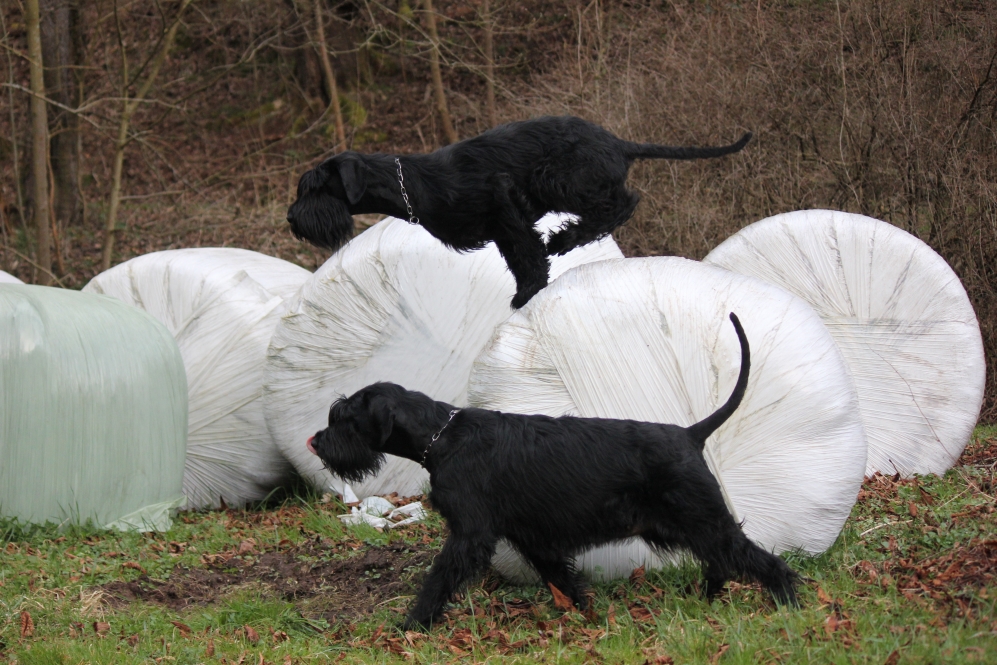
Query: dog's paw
770 583 800 608
402 614 433 632
511 281 548 309
510 291 534 309
543 235 571 257
544 229 580 256
702 577 728 602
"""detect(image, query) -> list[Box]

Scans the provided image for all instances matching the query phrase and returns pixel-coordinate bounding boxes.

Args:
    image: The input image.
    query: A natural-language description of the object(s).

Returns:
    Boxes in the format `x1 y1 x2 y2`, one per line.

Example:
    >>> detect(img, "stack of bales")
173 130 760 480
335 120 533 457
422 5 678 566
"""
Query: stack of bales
1 207 984 579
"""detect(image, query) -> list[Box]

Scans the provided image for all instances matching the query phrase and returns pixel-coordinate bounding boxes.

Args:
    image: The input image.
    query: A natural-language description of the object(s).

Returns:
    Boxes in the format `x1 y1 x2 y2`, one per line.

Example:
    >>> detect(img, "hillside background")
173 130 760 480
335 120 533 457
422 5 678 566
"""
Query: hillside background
1 0 994 419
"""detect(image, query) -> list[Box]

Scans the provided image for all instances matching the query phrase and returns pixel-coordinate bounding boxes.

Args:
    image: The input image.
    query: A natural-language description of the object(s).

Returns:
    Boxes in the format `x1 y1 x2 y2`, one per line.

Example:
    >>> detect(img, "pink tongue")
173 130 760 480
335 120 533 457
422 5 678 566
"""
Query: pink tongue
306 436 317 455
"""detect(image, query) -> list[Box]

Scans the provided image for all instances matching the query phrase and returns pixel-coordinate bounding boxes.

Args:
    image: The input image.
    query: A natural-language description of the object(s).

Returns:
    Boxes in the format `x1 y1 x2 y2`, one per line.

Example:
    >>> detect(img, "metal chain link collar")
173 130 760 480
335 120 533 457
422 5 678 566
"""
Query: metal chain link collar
395 157 420 224
423 409 460 465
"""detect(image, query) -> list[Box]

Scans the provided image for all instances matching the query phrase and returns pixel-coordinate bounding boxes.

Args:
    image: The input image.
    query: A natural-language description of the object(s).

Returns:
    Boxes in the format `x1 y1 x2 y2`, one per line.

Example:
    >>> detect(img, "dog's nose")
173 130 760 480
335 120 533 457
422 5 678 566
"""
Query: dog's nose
307 436 317 455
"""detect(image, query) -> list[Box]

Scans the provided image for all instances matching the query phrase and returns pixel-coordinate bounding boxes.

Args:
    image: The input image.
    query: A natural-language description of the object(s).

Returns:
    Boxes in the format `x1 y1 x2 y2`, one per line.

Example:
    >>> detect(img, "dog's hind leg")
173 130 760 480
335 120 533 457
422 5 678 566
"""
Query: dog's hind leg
404 533 498 630
648 524 799 607
545 186 639 256
492 174 551 308
722 537 799 607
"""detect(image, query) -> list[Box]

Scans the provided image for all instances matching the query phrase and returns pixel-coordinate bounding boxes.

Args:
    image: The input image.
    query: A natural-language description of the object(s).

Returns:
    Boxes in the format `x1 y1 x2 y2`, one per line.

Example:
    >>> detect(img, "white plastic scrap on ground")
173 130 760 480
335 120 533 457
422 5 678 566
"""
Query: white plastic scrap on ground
338 495 428 530
264 213 623 501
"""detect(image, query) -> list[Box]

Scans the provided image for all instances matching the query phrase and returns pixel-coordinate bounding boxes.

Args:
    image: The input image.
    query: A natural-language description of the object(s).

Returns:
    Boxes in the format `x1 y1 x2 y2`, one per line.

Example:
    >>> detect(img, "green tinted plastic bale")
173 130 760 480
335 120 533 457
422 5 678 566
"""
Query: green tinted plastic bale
0 284 187 531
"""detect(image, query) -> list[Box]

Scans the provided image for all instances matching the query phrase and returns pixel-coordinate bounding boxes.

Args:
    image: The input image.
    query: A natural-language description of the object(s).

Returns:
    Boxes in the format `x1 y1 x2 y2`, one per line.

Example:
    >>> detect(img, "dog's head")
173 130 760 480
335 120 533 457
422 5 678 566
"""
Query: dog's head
308 382 446 484
286 152 371 251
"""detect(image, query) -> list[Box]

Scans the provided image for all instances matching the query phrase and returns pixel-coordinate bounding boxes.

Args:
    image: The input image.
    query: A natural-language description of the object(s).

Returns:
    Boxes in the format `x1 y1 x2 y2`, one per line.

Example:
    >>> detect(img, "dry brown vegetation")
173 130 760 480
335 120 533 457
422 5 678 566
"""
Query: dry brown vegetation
1 0 994 418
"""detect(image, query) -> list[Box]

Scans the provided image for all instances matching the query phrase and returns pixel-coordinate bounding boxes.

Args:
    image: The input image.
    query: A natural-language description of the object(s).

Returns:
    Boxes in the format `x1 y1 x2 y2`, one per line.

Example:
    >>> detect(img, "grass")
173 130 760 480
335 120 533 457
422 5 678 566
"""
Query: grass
2 428 996 664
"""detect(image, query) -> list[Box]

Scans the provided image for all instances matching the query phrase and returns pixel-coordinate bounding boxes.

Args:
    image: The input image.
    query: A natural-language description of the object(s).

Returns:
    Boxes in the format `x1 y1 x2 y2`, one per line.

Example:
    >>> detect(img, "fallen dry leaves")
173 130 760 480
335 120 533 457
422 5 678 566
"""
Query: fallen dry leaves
170 620 192 637
548 583 576 613
959 435 997 468
887 539 997 605
709 643 730 664
628 606 657 623
242 625 260 644
824 611 855 638
858 472 929 503
850 537 997 610
19 611 34 639
350 607 614 659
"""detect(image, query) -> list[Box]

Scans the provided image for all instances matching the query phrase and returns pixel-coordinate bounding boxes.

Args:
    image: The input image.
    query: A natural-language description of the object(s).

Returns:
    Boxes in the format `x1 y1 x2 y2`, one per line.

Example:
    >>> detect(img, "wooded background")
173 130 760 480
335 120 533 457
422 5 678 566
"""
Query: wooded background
1 0 995 420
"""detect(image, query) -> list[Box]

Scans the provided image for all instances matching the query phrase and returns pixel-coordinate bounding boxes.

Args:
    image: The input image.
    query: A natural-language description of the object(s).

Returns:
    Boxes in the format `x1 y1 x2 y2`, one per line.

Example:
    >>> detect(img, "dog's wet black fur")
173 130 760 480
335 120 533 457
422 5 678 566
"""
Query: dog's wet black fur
287 116 751 308
308 314 798 629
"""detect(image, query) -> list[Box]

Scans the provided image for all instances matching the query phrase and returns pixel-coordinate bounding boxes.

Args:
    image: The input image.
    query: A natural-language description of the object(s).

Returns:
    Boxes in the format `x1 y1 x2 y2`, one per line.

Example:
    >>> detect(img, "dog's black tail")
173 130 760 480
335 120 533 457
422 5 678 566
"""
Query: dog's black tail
624 132 751 161
686 313 750 446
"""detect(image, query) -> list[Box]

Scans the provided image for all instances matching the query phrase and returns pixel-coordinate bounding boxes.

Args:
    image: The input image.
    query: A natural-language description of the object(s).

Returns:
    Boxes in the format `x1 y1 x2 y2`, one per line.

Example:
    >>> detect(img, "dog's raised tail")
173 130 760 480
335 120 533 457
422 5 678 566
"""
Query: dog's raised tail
686 313 750 446
626 132 751 161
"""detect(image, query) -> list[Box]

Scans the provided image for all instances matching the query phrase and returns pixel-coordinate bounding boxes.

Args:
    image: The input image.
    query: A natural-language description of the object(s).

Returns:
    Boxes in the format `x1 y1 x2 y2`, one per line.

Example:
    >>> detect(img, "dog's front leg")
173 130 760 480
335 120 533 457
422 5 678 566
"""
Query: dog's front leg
404 533 497 630
491 174 550 309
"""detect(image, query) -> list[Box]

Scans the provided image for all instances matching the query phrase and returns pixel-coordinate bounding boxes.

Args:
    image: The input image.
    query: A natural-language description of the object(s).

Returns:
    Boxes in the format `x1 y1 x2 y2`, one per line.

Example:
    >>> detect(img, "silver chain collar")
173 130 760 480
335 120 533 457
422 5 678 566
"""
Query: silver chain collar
423 409 460 465
394 157 420 224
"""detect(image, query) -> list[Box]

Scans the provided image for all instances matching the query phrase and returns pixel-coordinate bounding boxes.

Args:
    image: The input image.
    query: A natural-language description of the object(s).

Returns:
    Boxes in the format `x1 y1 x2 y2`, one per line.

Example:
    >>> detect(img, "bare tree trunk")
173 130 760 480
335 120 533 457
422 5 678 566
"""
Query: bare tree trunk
422 0 457 145
2 8 28 231
482 0 497 127
101 0 193 271
313 0 346 152
26 0 52 284
40 0 81 236
398 0 413 83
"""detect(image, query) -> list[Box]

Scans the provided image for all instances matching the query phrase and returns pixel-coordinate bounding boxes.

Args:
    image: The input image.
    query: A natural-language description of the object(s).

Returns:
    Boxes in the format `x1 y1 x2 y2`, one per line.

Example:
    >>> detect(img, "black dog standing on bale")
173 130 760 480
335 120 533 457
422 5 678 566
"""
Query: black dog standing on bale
287 116 751 308
306 313 798 629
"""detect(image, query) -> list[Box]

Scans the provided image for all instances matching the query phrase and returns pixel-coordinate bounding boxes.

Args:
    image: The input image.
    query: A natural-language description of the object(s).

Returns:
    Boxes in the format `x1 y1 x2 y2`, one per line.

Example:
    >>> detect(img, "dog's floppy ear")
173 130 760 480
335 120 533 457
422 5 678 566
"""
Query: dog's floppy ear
362 391 395 446
337 153 369 205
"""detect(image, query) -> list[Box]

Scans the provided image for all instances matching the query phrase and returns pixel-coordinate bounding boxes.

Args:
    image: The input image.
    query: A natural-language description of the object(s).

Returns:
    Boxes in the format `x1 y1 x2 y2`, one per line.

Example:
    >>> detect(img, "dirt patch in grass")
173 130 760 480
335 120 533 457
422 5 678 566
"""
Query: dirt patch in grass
102 540 434 623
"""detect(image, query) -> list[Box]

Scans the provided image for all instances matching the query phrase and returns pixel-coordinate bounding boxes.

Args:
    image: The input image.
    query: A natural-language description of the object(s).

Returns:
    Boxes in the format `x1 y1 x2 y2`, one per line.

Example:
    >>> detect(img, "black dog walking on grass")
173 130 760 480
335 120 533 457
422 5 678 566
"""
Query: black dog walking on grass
287 116 751 308
307 313 798 629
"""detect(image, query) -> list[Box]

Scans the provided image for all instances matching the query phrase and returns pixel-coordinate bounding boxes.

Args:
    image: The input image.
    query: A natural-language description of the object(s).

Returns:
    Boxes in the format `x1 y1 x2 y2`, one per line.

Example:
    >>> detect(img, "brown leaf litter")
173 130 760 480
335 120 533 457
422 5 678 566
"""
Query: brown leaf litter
853 539 997 609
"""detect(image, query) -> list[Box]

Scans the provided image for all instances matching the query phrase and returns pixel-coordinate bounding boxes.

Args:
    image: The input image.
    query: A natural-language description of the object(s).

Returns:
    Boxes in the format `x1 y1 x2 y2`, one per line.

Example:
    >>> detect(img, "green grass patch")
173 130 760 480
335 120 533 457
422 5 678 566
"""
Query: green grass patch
3 428 996 664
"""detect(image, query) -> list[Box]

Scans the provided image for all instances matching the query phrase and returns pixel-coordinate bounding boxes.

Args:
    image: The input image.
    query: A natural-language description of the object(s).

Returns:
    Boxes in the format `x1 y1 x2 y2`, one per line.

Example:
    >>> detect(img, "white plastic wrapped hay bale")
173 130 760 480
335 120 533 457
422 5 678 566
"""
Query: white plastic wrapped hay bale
0 270 22 284
84 248 311 509
468 257 867 582
704 210 985 477
0 285 187 531
264 214 624 499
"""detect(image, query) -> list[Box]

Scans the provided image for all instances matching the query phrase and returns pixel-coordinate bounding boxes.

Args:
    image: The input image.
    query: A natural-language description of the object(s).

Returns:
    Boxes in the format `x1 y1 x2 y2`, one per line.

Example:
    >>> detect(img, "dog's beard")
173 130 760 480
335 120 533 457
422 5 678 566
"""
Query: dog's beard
286 190 355 251
313 428 386 484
